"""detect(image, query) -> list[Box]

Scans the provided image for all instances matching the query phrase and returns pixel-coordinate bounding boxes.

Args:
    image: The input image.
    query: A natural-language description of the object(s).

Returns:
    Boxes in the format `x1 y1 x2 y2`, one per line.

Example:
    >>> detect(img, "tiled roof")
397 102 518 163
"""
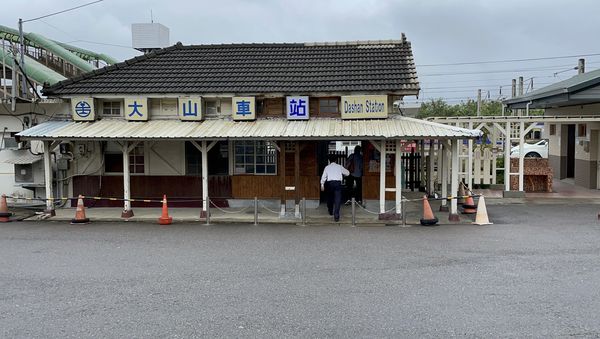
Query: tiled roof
43 36 419 96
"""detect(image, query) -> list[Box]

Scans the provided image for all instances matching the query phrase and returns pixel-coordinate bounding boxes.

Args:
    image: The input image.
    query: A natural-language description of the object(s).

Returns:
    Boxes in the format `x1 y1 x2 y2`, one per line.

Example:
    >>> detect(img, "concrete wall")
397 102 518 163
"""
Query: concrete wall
0 102 68 197
545 103 600 189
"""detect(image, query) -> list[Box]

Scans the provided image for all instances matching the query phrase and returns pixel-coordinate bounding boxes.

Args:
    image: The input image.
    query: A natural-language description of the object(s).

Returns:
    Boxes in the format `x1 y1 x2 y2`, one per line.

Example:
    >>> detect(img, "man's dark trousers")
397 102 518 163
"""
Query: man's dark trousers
326 180 342 221
346 175 363 202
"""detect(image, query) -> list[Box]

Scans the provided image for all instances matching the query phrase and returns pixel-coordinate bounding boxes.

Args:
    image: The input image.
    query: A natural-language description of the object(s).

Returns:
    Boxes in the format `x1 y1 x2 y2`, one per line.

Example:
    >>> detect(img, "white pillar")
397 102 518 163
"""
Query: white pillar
504 122 511 191
441 141 449 209
121 141 133 218
467 121 474 190
428 139 435 194
43 140 53 213
395 139 402 215
419 140 425 189
379 139 386 214
201 140 209 214
518 121 525 191
450 139 459 219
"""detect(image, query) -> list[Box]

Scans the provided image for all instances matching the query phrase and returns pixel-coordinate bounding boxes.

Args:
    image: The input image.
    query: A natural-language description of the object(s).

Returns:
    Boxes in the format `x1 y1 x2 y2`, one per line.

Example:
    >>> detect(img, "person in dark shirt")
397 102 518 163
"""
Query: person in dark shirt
345 145 364 206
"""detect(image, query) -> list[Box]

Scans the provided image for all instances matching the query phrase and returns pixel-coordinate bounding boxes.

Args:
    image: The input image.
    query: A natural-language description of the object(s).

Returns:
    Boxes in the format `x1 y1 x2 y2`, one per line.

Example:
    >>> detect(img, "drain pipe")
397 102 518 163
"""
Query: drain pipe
526 101 532 116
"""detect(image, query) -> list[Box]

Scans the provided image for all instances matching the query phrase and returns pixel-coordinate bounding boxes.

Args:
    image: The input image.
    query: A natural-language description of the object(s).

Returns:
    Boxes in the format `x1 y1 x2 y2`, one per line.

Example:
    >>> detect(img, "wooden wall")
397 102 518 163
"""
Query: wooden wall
232 141 320 199
256 97 342 118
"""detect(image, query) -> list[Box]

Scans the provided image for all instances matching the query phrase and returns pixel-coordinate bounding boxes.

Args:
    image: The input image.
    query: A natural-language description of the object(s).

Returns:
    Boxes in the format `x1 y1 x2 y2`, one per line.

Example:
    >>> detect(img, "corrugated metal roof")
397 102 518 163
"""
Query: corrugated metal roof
2 150 43 164
17 117 481 140
504 68 600 107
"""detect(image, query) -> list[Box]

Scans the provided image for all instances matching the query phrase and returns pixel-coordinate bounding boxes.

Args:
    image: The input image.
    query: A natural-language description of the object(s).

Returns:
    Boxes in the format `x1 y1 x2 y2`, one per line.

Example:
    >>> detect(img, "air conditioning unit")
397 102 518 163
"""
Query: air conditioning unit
14 164 34 183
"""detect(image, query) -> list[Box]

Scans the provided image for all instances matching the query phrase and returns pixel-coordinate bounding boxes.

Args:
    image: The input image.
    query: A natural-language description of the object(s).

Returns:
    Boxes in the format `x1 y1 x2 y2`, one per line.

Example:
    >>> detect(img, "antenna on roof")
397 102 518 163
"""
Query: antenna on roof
150 9 154 23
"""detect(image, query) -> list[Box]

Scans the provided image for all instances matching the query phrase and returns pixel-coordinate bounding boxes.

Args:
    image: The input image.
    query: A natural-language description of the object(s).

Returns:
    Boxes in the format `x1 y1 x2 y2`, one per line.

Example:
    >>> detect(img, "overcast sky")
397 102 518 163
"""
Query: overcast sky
2 0 598 104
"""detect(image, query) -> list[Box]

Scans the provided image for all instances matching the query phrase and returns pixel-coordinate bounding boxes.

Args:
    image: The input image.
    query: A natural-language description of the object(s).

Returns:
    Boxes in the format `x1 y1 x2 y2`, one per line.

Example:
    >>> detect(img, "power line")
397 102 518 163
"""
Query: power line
23 0 104 22
416 52 600 67
420 65 587 77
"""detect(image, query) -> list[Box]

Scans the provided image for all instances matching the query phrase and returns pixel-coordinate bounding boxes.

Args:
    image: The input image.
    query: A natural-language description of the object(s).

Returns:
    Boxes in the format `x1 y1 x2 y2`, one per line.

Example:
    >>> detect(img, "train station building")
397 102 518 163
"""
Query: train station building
16 34 481 220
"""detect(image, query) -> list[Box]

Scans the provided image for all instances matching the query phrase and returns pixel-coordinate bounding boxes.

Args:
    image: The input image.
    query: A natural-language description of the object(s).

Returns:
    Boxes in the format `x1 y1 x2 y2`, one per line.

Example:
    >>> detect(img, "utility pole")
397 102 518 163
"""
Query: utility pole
578 58 585 74
18 18 26 97
15 0 104 108
476 89 481 116
511 79 516 98
518 76 524 96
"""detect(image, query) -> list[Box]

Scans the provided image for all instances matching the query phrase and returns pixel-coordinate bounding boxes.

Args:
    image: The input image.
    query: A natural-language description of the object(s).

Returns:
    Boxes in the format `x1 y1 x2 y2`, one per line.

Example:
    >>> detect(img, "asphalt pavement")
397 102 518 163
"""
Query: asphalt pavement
1 202 600 338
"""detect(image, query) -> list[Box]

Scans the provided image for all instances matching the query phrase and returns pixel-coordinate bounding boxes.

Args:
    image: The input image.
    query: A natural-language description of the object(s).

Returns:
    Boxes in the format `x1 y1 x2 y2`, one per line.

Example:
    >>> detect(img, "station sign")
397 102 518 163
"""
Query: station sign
340 95 388 120
71 97 95 121
124 97 148 121
179 96 203 121
232 97 256 121
286 96 309 120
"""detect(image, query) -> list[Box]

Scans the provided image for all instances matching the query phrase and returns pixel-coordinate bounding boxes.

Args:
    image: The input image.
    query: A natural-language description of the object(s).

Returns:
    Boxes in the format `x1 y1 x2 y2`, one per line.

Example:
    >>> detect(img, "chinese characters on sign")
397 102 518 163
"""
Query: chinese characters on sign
232 97 256 121
71 97 95 121
286 96 309 120
178 97 203 121
124 98 148 121
340 95 388 120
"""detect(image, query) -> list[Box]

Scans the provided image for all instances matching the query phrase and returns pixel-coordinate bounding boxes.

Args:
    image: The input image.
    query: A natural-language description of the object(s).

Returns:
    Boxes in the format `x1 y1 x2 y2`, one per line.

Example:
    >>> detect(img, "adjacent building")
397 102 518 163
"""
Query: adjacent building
504 66 600 189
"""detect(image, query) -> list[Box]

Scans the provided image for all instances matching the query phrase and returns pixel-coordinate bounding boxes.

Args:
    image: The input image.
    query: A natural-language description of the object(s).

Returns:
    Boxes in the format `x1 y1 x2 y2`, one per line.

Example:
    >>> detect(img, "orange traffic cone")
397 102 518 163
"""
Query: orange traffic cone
71 195 90 224
473 196 493 225
462 195 477 214
420 195 438 226
158 195 172 225
0 194 13 222
458 182 466 204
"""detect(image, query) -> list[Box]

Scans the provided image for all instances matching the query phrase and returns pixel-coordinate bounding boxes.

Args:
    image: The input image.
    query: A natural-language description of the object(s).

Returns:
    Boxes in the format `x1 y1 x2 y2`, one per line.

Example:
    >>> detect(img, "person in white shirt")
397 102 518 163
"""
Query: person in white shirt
321 154 350 222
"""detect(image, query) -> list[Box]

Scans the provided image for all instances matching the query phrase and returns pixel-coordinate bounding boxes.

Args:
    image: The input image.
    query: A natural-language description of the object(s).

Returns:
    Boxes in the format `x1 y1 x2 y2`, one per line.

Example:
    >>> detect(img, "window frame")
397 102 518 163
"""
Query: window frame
104 142 146 175
101 100 122 117
233 140 278 175
318 97 339 114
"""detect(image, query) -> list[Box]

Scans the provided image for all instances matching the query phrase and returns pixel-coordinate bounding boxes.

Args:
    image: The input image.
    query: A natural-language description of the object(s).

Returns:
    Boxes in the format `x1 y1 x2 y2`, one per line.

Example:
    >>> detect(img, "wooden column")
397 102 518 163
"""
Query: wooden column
467 121 474 190
379 139 386 214
428 139 435 194
419 140 425 189
190 140 217 218
43 140 54 215
121 141 133 218
440 140 449 211
294 141 300 217
518 121 525 191
505 122 511 191
395 139 402 215
201 141 209 215
280 141 286 216
450 139 459 221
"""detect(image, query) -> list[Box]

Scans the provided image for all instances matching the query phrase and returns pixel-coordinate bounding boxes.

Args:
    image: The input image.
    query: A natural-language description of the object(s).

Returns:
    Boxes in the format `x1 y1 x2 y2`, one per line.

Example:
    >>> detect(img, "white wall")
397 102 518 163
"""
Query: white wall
146 141 185 175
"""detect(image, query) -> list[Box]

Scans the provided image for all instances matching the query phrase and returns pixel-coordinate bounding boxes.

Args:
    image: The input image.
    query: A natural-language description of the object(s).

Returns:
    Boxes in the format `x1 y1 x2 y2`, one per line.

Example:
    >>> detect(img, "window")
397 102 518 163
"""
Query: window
102 101 121 116
104 143 145 174
319 98 339 114
205 100 221 116
234 141 277 175
549 124 556 135
185 141 229 175
578 124 587 138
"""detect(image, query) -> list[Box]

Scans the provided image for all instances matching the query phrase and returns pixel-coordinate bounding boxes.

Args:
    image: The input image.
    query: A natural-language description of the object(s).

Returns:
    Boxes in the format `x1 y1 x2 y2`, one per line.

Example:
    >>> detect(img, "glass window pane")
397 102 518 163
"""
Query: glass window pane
256 165 265 174
266 165 276 174
245 165 254 174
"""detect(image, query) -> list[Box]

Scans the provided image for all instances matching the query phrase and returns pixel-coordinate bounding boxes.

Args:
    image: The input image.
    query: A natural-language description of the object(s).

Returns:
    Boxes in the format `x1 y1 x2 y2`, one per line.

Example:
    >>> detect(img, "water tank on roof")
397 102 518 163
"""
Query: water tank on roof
131 23 170 53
